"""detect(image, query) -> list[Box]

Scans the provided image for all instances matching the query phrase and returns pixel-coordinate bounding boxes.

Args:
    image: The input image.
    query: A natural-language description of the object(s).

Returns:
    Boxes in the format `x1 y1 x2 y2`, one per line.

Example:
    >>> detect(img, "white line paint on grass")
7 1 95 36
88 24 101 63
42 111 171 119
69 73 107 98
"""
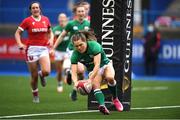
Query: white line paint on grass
0 110 98 119
131 105 180 110
0 105 180 119
133 86 168 91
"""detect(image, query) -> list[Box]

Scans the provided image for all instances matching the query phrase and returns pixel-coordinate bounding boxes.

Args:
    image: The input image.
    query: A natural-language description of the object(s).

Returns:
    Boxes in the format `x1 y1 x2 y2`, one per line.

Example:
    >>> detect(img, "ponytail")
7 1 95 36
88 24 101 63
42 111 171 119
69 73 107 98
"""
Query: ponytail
71 30 97 44
80 30 97 41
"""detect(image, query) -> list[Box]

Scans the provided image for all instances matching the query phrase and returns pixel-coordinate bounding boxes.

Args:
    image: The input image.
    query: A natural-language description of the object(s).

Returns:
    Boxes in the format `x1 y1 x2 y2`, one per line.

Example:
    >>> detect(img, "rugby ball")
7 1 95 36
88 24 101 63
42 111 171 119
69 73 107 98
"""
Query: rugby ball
76 80 92 95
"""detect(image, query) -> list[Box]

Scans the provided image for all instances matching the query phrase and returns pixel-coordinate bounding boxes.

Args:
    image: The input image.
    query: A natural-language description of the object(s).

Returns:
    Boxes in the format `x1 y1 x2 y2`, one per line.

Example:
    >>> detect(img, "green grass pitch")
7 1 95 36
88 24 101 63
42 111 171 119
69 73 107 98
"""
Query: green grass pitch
0 75 180 119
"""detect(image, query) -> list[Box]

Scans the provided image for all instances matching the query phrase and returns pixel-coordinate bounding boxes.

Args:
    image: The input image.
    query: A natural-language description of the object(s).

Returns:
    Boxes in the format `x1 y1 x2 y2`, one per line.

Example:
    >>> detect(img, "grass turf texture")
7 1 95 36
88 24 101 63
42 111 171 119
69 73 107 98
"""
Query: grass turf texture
0 76 180 119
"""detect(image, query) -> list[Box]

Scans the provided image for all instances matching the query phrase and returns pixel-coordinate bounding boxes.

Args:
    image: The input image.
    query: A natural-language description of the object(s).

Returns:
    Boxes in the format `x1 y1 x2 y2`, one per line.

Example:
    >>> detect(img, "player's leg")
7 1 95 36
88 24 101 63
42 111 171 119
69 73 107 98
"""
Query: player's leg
27 61 39 103
54 51 66 92
66 68 72 85
104 63 123 112
65 48 73 85
55 60 64 92
63 57 71 83
38 54 51 87
26 46 42 103
77 62 85 80
92 74 110 115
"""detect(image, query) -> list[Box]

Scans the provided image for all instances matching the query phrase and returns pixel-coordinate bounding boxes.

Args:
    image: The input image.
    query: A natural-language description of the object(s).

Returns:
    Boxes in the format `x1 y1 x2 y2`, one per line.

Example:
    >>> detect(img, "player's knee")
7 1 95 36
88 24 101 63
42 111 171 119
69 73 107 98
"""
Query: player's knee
77 68 85 75
42 70 50 77
92 82 100 90
106 76 114 84
77 63 85 74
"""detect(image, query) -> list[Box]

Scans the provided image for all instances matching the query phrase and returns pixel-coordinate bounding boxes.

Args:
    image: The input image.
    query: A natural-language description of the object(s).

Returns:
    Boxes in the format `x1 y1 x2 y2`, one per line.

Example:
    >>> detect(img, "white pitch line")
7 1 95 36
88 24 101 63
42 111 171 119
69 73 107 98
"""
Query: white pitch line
131 105 180 110
0 110 98 119
133 86 168 91
0 105 180 119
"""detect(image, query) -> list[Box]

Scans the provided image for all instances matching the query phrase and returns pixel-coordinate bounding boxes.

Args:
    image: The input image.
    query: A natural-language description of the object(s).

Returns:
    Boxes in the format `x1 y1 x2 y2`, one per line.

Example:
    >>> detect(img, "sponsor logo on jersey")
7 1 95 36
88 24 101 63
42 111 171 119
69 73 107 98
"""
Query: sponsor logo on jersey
32 22 35 26
32 28 48 32
42 21 46 27
73 26 78 31
84 26 89 30
55 31 61 35
64 36 69 41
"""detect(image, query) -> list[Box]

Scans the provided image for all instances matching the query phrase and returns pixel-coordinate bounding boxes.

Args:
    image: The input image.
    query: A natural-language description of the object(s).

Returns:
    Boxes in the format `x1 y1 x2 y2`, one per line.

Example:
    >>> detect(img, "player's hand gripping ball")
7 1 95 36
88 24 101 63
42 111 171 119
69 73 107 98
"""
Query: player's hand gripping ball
76 80 92 95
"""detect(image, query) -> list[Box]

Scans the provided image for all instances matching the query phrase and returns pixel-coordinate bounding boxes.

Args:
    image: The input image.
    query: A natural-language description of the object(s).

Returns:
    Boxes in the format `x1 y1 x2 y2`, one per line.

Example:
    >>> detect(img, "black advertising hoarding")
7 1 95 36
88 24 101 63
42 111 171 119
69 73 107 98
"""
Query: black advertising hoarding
122 0 134 111
88 0 134 111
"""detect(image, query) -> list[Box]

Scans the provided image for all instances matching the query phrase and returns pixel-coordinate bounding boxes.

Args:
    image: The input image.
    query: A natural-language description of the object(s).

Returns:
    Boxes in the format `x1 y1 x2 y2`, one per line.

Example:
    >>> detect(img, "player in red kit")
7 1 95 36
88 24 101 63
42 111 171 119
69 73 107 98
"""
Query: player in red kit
14 2 54 103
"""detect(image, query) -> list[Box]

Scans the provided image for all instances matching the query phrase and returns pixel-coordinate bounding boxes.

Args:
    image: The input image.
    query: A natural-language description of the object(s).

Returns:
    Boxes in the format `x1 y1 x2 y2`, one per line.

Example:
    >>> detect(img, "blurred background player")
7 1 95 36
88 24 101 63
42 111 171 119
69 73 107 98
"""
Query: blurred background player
80 1 90 21
52 13 71 93
70 31 123 115
14 2 54 103
143 23 161 76
51 3 90 101
73 1 90 21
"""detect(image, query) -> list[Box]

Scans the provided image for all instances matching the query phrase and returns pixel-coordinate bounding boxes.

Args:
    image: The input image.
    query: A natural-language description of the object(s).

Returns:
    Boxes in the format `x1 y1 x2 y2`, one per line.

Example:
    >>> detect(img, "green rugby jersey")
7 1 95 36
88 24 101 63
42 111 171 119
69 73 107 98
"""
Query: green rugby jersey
53 25 70 51
65 19 90 50
71 40 110 72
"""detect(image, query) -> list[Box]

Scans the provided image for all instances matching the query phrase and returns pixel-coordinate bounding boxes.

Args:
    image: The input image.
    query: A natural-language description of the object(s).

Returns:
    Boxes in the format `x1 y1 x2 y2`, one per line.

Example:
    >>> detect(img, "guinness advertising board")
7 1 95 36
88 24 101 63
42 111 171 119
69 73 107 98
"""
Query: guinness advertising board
88 0 134 111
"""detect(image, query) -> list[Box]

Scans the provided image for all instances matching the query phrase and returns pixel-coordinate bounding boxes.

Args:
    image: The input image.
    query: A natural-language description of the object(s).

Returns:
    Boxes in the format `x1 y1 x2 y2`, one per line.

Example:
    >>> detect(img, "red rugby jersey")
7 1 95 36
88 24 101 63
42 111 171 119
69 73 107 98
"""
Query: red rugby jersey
19 15 51 46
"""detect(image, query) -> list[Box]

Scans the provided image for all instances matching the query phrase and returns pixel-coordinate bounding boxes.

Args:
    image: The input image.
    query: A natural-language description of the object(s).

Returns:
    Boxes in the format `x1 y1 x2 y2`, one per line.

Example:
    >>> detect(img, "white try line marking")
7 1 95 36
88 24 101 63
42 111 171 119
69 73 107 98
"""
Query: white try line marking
0 105 180 119
133 86 169 91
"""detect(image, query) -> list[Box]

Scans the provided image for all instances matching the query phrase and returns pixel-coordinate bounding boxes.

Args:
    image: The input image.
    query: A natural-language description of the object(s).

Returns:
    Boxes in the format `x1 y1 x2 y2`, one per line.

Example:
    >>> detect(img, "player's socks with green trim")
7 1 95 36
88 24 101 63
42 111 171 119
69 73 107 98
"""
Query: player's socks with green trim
94 89 105 105
108 80 117 99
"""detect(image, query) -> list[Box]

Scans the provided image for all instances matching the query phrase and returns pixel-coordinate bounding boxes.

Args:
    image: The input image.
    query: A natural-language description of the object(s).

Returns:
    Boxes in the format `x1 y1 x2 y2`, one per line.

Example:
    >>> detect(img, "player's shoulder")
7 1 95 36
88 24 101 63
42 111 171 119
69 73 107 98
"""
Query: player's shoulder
88 40 99 46
73 49 79 54
68 20 76 24
82 19 90 25
53 26 63 34
88 41 101 51
23 16 32 21
41 15 48 19
84 19 90 23
53 25 61 30
41 15 50 21
20 16 32 24
65 20 74 27
72 50 80 57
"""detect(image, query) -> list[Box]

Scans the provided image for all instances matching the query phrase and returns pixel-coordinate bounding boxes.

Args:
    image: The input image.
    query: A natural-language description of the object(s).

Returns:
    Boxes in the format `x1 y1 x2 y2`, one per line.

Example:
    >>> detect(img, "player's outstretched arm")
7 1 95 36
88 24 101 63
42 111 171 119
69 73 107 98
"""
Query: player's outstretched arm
71 64 79 87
